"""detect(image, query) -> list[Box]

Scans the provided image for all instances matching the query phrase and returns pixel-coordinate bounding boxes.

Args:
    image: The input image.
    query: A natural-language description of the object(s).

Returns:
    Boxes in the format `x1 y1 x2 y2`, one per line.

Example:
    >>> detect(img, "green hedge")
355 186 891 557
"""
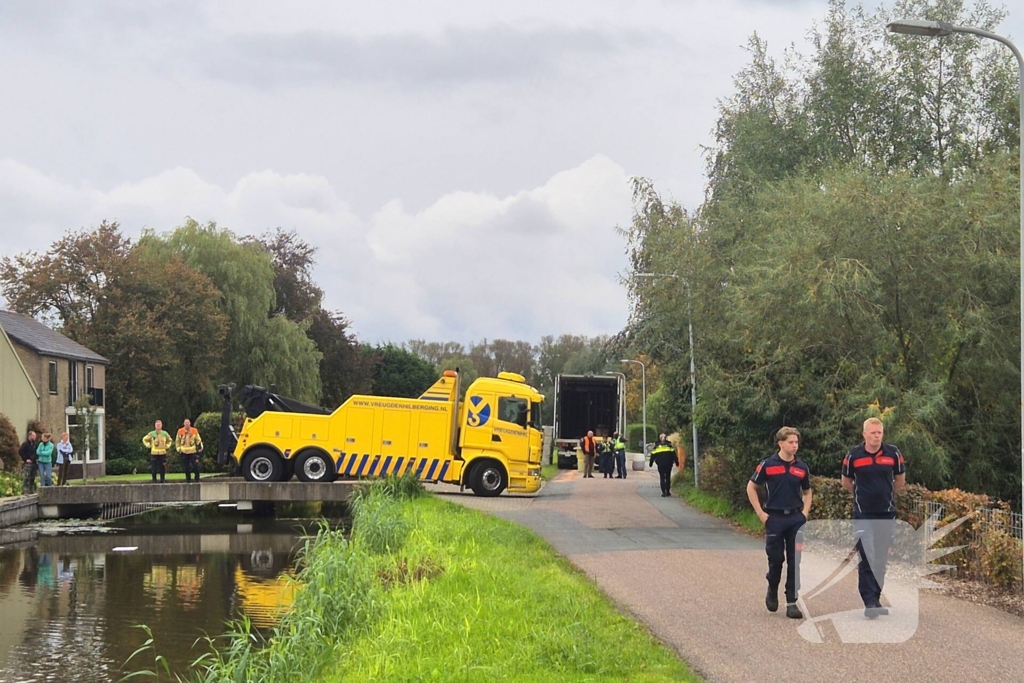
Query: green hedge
0 413 19 474
626 423 657 452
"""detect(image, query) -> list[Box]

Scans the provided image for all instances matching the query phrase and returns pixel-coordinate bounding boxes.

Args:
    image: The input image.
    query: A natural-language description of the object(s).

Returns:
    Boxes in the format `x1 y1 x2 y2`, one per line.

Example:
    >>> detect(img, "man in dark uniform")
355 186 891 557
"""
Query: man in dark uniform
746 426 812 619
19 430 38 494
842 417 906 619
649 433 678 497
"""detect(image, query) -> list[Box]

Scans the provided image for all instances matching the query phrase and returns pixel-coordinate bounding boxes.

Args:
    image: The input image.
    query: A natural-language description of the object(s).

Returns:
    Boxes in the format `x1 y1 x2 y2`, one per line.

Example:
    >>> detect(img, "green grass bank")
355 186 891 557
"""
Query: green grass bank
132 478 700 683
671 473 761 535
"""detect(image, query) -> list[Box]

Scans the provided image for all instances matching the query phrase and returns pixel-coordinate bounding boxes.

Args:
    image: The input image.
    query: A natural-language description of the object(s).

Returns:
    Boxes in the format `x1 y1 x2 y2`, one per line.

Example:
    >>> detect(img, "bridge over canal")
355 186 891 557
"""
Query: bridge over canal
35 479 357 519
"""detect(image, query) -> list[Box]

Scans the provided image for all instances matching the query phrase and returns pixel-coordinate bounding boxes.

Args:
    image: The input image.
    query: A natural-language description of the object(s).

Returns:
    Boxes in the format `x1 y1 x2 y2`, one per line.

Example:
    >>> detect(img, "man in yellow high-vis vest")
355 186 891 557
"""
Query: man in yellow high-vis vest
176 418 204 482
142 420 173 483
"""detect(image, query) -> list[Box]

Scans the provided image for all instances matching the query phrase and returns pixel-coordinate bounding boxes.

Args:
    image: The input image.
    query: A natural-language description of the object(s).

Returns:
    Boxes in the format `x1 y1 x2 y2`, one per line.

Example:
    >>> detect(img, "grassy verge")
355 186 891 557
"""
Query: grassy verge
330 496 698 682
147 477 700 683
672 480 762 535
541 463 560 481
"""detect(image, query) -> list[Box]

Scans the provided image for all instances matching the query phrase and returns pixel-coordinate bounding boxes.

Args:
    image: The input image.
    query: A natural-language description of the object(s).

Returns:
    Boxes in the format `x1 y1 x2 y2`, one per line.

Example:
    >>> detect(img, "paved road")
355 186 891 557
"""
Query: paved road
433 469 1024 683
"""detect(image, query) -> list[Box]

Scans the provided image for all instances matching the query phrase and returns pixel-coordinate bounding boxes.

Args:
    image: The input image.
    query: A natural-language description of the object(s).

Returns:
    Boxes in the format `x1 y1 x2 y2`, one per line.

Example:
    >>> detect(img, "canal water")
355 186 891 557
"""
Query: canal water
0 504 342 683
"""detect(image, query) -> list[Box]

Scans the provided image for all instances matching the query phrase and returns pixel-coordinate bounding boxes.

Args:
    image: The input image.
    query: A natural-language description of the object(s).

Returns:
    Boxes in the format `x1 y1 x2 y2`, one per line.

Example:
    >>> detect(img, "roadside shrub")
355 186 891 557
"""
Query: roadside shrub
106 426 152 474
896 483 929 528
979 527 1023 589
0 470 22 497
194 411 225 449
626 423 657 452
104 458 137 476
699 447 759 509
0 413 19 472
809 476 850 520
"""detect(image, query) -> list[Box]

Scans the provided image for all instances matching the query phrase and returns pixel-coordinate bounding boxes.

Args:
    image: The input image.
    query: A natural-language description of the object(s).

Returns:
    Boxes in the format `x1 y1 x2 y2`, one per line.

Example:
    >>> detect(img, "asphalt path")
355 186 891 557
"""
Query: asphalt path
433 468 1024 683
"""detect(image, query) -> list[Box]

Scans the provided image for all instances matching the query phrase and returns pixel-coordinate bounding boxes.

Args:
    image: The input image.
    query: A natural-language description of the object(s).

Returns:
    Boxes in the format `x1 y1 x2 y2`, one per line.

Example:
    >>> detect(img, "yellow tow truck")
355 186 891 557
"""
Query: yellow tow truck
217 371 543 496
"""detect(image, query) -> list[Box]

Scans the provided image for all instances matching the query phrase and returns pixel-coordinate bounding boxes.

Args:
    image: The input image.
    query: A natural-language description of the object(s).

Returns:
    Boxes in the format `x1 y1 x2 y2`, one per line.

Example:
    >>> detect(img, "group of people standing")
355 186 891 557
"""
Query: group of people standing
579 431 629 479
142 419 204 483
745 418 905 620
19 430 76 492
579 431 681 494
15 417 206 492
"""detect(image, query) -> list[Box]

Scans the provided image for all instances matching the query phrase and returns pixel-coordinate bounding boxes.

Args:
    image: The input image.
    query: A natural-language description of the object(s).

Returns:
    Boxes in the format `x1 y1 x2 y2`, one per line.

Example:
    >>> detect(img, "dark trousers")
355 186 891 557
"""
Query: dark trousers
150 455 167 482
615 452 627 478
854 513 896 606
583 452 595 477
22 461 37 494
656 464 672 494
56 462 70 486
765 511 805 602
600 452 614 477
180 454 200 482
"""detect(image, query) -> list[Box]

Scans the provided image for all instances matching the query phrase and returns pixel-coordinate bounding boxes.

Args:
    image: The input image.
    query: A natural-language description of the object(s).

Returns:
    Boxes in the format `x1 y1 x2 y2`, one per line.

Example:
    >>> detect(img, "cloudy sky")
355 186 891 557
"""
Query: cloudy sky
0 1 1020 345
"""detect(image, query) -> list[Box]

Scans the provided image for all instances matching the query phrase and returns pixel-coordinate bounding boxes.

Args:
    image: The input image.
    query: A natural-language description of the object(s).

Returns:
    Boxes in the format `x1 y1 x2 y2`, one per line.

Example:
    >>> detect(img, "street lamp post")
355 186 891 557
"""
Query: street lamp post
634 272 700 487
620 359 646 456
605 371 627 437
887 18 1024 588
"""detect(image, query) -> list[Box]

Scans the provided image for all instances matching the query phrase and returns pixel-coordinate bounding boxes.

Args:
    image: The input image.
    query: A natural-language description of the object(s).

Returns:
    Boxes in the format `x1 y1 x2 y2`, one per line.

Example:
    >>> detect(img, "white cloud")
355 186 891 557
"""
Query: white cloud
0 155 632 346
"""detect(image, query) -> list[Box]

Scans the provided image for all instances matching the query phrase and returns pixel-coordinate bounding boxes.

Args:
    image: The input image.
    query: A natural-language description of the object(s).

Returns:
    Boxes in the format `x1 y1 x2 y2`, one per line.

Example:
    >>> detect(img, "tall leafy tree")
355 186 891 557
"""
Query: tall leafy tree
259 227 324 323
489 339 537 382
141 220 322 401
0 222 230 428
536 335 587 388
405 340 467 366
309 309 374 407
0 221 130 336
91 249 229 425
365 344 439 398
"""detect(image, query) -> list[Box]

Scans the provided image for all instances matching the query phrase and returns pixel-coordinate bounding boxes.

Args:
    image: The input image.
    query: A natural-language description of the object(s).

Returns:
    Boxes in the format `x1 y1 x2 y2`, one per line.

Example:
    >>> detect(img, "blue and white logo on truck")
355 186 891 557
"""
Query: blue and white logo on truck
467 396 491 427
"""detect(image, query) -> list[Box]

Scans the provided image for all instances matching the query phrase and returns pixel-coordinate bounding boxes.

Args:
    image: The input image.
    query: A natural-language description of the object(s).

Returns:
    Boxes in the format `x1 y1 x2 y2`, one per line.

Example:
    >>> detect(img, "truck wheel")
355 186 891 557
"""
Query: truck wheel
470 460 507 497
294 449 336 483
242 448 283 482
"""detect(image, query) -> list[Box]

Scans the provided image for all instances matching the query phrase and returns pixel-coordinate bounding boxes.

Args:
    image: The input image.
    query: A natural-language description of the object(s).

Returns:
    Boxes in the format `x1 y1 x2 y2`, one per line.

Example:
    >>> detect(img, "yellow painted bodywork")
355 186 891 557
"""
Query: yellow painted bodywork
232 372 544 493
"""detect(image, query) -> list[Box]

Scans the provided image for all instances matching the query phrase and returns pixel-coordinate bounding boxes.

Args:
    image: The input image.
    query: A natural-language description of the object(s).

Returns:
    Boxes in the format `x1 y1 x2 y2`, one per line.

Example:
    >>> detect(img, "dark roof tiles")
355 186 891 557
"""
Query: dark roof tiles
0 310 108 364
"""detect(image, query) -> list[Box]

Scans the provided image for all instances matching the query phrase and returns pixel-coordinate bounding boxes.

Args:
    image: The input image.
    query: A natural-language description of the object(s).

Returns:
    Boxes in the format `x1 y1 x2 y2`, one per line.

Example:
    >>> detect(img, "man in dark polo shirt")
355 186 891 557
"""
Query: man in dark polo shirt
746 426 813 619
842 417 906 618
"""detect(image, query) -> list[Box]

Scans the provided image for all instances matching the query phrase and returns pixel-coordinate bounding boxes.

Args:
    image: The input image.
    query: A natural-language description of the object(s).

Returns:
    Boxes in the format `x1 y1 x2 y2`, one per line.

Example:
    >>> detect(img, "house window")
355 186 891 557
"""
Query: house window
69 360 79 403
86 365 94 391
67 412 104 463
48 361 58 394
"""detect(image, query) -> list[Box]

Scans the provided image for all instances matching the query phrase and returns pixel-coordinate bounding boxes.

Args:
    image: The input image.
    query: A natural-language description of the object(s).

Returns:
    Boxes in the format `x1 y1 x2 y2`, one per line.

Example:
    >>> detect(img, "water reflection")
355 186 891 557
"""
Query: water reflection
0 508 335 683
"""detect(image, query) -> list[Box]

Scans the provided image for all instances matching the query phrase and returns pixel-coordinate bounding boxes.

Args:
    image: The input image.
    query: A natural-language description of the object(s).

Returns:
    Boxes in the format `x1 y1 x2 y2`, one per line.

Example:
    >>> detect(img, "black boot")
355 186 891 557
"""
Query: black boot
765 588 779 613
786 603 803 619
864 599 889 618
